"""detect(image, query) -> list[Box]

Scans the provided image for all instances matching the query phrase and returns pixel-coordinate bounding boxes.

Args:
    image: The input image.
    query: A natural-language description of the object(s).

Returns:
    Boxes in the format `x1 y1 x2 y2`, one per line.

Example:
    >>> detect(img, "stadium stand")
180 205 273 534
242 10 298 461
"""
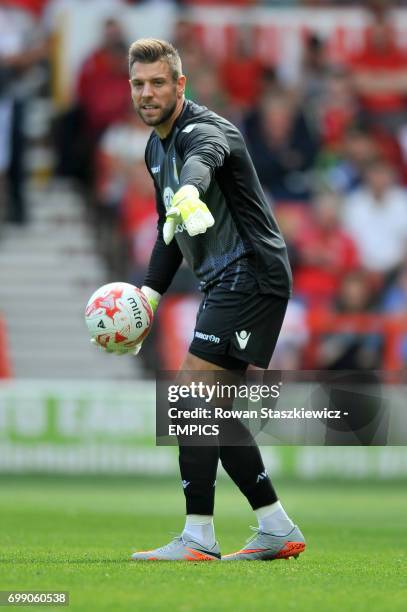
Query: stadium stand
0 180 139 379
2 0 407 374
0 314 12 378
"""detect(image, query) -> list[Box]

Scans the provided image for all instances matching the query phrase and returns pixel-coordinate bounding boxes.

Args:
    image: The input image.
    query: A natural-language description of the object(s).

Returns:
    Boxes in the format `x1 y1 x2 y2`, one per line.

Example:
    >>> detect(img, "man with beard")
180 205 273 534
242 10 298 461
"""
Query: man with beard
124 38 305 562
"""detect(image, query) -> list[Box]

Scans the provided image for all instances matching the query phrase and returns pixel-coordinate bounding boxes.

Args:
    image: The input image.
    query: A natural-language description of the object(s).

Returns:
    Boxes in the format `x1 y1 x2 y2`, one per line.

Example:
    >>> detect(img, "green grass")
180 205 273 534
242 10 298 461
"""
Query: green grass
0 476 406 611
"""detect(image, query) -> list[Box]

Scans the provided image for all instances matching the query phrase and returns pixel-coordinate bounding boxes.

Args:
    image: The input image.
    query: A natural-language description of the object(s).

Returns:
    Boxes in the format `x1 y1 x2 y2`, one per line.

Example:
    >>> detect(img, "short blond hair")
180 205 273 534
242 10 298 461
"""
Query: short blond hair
128 38 182 81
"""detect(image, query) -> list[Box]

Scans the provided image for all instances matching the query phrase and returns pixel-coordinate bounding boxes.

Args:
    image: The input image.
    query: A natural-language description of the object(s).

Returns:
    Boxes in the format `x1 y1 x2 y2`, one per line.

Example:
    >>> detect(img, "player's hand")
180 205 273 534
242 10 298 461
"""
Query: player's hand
163 185 215 245
90 337 144 356
90 337 128 356
90 286 160 356
124 285 160 356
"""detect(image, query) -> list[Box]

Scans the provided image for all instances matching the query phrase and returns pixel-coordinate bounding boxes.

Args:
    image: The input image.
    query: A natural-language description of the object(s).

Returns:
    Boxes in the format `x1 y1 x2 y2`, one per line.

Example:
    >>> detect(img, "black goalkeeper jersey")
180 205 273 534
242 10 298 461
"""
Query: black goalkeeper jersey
144 100 292 297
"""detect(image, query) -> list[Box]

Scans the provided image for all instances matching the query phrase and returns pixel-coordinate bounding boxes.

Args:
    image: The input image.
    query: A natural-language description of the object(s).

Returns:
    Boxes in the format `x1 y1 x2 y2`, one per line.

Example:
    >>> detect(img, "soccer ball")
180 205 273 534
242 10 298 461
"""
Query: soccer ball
85 282 153 353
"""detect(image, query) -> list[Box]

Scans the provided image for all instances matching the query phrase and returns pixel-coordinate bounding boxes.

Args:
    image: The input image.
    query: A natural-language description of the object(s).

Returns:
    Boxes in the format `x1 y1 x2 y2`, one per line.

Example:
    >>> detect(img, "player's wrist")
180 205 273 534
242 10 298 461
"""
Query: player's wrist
141 286 161 312
173 184 200 205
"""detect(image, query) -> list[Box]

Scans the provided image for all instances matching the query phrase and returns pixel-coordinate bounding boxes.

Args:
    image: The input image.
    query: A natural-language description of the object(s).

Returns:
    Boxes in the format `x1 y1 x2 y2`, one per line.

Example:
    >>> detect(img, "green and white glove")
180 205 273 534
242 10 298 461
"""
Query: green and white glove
90 337 128 355
131 286 160 356
163 185 215 245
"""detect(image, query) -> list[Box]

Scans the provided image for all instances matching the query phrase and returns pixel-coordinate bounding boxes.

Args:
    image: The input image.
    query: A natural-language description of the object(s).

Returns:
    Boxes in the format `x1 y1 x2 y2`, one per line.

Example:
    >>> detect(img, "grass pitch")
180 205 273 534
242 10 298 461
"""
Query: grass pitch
0 475 406 611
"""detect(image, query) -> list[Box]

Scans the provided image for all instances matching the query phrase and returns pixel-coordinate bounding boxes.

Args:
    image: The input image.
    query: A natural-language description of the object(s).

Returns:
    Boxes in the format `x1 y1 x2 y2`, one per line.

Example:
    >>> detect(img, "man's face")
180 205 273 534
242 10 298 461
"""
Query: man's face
129 60 185 127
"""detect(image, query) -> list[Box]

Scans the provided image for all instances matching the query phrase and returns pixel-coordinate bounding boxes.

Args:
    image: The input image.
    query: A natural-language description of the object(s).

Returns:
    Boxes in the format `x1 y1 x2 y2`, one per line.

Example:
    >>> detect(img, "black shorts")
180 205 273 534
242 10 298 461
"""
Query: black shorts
189 257 288 370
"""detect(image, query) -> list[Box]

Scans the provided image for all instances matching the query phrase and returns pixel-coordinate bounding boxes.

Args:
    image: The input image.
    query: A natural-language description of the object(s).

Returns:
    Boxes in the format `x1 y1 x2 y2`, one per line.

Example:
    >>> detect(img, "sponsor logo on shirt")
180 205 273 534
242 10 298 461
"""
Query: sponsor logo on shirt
163 186 175 210
151 165 160 174
163 186 186 235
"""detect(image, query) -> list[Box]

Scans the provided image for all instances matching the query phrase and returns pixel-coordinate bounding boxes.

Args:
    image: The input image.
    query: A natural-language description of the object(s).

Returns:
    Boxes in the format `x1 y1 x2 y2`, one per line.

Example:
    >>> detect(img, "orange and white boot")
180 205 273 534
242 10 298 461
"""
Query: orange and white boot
131 535 221 561
222 526 306 561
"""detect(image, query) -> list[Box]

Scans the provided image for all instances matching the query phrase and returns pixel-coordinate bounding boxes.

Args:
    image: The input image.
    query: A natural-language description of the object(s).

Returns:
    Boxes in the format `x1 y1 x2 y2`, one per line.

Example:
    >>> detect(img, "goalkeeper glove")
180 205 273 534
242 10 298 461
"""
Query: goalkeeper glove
163 185 215 245
131 286 160 355
90 337 128 356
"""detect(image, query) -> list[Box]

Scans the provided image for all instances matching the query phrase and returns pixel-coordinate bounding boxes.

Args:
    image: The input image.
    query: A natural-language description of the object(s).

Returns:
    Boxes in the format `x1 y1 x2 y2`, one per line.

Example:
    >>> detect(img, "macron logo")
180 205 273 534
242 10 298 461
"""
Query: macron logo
195 331 220 344
182 124 197 134
235 330 251 350
256 470 268 483
151 165 160 174
182 480 190 489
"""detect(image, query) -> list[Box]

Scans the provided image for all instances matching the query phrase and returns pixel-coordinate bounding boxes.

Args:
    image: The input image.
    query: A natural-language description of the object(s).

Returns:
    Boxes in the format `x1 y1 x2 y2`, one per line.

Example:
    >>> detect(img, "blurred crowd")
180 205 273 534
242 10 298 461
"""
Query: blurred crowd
2 0 407 371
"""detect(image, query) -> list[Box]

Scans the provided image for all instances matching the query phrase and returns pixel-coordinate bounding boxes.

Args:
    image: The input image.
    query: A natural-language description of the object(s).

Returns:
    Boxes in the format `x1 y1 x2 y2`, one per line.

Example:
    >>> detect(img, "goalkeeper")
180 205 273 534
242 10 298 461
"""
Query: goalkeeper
127 38 305 562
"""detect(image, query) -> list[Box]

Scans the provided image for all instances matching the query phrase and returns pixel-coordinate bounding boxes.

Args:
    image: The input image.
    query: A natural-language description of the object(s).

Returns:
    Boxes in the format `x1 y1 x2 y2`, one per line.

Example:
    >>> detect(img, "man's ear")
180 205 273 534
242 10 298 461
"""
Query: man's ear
177 74 187 98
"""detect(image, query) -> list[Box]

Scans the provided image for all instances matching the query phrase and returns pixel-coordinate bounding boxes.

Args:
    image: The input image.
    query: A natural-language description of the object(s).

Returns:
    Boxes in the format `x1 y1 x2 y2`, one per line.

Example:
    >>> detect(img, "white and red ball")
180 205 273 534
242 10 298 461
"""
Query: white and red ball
85 282 153 353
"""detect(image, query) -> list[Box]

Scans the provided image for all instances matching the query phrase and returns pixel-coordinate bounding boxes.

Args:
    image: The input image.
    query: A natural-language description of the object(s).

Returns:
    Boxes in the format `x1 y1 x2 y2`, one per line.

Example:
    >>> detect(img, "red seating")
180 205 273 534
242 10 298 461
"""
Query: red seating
0 315 12 379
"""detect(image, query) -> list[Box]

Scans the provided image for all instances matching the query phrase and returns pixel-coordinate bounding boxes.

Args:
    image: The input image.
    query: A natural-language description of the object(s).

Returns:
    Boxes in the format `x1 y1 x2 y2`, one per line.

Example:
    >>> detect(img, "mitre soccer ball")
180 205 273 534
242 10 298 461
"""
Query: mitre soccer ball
85 282 153 353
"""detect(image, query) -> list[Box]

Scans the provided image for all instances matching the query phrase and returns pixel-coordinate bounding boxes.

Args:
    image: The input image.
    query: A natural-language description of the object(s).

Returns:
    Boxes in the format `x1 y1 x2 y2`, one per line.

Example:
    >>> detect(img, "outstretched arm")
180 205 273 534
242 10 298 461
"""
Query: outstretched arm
177 122 230 195
163 122 230 244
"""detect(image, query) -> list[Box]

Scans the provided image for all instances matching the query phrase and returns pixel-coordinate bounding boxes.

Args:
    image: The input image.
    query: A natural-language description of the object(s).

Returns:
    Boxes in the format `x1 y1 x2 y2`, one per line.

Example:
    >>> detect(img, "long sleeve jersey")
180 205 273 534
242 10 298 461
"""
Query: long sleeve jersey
143 99 292 297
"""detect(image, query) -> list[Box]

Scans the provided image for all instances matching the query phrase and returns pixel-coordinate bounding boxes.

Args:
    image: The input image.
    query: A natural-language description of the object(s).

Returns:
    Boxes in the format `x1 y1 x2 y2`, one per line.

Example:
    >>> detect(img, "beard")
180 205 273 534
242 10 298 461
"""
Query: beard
136 98 177 127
